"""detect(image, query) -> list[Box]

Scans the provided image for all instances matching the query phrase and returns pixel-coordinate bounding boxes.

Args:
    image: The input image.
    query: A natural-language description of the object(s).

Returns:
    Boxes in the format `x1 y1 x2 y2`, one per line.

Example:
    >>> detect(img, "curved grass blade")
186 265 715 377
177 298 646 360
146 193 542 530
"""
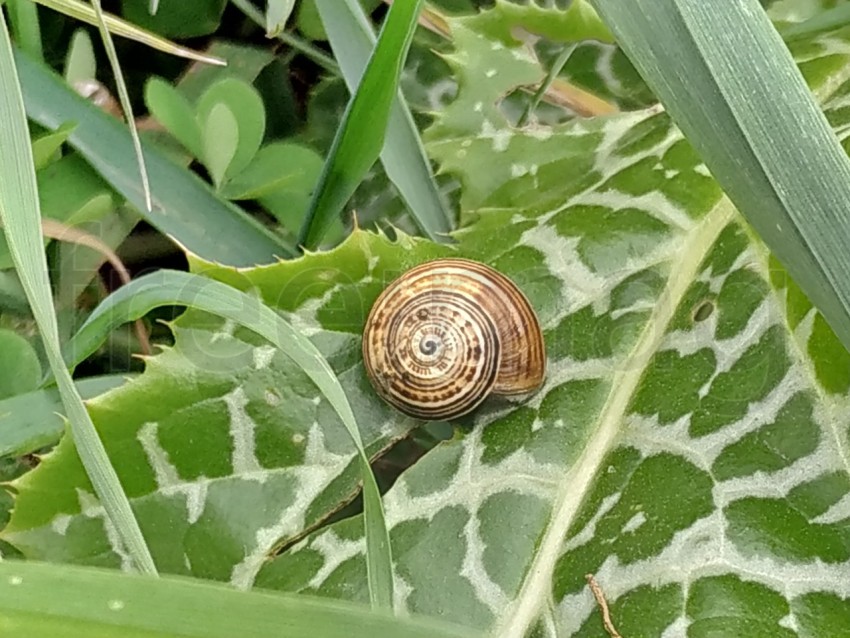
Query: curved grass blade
0 11 156 575
0 374 131 457
13 48 294 266
315 0 453 243
0 560 480 638
35 0 225 65
297 0 428 249
61 269 393 609
590 0 850 352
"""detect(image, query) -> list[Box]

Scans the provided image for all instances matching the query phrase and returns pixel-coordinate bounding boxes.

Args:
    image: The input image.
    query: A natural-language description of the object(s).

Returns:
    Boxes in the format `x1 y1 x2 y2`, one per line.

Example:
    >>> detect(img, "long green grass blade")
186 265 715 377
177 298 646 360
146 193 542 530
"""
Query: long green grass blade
90 0 152 212
316 0 453 243
591 0 850 352
0 11 156 574
0 374 131 457
298 0 427 249
0 560 480 638
13 48 294 266
61 269 394 609
35 0 225 65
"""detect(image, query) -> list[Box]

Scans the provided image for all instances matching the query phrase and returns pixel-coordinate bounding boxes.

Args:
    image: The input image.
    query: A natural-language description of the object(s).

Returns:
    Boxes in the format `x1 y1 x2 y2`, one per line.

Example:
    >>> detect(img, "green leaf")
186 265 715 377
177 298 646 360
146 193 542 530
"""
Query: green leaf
0 330 40 400
8 2 850 634
589 0 850 354
0 269 28 314
298 0 425 248
780 3 850 42
0 560 481 638
197 78 266 183
222 141 323 205
0 153 116 271
202 103 240 190
55 207 140 323
63 29 96 86
469 0 612 44
316 0 454 244
245 6 849 635
266 0 296 36
21 266 396 608
6 0 43 61
119 0 228 38
144 76 203 158
0 375 131 457
174 41 275 102
0 8 156 574
14 48 293 265
35 0 226 66
31 120 76 169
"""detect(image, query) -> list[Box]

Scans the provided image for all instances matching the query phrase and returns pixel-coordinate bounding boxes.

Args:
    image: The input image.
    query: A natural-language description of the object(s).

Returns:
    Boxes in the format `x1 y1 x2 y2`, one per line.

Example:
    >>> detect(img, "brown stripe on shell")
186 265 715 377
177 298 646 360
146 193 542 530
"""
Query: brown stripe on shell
361 257 545 420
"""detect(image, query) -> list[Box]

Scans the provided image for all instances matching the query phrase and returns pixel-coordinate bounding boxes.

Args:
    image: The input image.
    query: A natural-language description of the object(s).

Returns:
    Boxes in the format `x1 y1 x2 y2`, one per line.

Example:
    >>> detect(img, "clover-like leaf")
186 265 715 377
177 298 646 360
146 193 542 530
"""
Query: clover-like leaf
197 78 266 185
202 102 239 190
144 76 203 159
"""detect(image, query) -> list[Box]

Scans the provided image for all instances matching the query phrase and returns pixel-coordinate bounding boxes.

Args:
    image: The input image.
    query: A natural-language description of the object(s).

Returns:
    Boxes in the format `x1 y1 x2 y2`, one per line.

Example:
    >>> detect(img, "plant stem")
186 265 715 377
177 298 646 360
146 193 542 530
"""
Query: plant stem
229 0 340 73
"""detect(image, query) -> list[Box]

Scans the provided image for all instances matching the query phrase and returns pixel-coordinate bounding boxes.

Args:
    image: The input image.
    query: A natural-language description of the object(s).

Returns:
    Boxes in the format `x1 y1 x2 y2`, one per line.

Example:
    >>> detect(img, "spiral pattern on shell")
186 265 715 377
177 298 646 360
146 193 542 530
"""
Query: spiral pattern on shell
362 258 546 420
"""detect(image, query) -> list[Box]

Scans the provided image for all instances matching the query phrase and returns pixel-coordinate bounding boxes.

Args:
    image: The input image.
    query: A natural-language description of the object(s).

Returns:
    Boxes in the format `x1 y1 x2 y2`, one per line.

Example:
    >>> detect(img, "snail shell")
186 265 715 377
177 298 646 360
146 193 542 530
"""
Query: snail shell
361 258 546 420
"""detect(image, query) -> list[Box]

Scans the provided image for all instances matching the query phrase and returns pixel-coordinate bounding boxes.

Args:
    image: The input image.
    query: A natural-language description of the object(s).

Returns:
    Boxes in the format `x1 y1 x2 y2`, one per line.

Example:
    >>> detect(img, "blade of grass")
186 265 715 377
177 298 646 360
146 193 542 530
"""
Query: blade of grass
297 0 433 249
6 0 43 61
590 0 850 352
89 0 151 212
0 560 480 638
60 268 394 609
0 374 131 457
0 9 156 575
14 48 294 266
517 43 576 127
314 0 453 244
35 0 225 65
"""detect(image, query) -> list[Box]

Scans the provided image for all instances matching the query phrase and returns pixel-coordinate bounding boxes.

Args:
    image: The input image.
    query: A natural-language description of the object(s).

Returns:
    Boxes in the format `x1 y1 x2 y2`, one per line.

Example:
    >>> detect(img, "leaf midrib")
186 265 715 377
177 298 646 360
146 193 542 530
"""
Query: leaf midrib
493 200 737 638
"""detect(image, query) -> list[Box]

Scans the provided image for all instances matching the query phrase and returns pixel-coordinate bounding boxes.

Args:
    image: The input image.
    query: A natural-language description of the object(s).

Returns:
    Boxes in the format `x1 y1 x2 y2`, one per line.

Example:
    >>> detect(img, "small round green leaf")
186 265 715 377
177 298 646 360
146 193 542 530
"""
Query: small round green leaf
196 77 266 181
202 102 239 190
144 76 202 158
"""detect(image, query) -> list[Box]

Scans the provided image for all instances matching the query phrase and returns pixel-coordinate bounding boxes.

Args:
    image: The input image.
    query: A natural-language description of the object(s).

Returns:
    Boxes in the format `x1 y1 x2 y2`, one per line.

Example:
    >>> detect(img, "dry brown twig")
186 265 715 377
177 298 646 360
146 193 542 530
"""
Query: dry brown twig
586 573 623 638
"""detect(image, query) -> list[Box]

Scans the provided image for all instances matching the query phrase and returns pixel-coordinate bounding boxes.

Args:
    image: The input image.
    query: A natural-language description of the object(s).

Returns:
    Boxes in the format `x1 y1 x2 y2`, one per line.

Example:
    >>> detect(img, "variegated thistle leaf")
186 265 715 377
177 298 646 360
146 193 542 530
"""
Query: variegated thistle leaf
2 2 849 636
248 6 849 638
0 234 455 586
